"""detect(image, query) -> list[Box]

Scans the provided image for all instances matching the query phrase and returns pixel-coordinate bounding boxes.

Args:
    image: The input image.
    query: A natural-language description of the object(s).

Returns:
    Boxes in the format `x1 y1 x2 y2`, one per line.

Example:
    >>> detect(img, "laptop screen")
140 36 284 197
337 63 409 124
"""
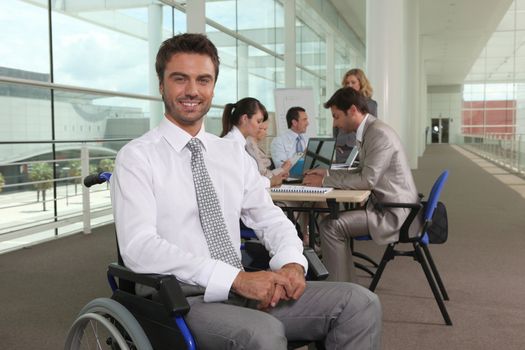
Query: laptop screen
302 138 336 172
345 147 359 166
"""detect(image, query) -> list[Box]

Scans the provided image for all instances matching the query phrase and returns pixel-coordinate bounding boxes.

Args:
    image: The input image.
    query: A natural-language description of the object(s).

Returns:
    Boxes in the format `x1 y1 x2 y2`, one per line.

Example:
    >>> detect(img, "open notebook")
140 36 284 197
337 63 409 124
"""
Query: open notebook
270 185 333 194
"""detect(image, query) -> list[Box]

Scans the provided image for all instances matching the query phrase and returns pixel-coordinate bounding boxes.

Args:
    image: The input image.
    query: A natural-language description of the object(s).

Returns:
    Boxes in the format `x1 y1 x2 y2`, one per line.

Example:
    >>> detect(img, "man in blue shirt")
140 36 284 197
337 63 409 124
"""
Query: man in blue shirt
271 106 310 169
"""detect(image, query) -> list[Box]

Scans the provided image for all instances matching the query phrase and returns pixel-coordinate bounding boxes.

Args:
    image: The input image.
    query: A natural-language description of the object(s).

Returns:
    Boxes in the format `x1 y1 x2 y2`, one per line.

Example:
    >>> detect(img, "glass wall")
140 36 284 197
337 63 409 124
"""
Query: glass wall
461 0 525 172
0 0 364 251
0 0 177 250
204 0 285 134
463 0 525 140
0 0 50 76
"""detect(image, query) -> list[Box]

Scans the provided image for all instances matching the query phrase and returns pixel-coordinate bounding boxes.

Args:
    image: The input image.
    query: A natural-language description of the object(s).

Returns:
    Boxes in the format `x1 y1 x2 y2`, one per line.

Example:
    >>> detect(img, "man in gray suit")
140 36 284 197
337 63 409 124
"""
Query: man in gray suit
303 87 420 283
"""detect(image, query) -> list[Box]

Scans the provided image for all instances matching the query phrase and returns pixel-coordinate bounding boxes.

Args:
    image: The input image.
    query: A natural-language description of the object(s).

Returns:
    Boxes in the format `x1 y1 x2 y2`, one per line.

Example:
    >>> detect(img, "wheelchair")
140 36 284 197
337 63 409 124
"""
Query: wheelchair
65 172 329 349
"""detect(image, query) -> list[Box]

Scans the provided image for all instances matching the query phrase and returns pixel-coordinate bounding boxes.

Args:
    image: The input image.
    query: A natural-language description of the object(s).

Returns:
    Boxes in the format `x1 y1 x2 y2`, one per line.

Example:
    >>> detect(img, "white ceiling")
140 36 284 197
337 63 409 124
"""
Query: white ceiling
331 0 515 86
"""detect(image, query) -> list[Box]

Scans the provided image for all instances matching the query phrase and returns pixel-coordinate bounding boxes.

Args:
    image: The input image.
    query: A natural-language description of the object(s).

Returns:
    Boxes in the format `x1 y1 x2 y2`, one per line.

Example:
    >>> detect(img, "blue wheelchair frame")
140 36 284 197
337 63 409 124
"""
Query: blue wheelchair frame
80 171 328 349
85 172 197 349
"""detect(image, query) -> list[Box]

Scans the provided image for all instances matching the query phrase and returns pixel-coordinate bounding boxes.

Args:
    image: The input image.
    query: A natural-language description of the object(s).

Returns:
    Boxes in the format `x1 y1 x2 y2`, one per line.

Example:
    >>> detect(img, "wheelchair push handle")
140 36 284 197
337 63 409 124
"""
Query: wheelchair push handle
83 172 112 188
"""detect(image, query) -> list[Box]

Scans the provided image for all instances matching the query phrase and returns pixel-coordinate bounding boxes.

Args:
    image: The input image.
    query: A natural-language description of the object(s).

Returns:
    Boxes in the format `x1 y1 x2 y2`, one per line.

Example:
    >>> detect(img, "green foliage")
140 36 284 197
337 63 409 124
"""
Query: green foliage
68 160 98 182
29 163 53 191
68 160 81 180
98 158 115 172
0 172 4 193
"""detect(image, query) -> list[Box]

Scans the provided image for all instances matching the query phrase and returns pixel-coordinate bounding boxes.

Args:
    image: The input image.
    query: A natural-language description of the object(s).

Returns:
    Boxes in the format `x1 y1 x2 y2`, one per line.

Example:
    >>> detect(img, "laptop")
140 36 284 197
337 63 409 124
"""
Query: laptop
285 137 336 183
331 147 359 170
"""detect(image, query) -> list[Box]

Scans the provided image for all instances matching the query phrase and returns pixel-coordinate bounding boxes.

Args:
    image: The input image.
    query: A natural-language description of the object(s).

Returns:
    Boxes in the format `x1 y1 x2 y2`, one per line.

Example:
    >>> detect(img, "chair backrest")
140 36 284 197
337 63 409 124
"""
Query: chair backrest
424 170 449 221
420 170 449 245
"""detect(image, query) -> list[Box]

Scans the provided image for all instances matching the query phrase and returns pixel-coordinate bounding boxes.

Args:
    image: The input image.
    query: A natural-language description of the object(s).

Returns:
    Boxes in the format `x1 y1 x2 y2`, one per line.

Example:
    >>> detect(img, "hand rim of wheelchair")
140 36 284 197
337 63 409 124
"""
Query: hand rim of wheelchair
64 297 153 350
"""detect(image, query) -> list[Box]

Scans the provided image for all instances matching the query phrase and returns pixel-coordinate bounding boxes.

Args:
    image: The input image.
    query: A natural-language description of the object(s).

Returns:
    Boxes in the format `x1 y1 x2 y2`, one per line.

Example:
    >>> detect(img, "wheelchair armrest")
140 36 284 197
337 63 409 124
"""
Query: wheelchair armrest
108 263 190 315
241 240 329 280
376 201 422 210
108 263 168 289
304 247 329 280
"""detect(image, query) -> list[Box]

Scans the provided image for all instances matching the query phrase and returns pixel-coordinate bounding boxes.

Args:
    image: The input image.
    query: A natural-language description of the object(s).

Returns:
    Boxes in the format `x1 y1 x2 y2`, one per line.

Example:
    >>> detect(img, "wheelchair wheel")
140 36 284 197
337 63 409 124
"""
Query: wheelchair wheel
65 298 152 350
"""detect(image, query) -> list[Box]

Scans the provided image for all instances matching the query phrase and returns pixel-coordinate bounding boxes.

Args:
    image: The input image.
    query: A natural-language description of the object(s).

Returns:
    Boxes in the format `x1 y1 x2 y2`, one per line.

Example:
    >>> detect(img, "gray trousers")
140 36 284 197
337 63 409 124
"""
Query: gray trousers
319 209 370 283
184 281 381 350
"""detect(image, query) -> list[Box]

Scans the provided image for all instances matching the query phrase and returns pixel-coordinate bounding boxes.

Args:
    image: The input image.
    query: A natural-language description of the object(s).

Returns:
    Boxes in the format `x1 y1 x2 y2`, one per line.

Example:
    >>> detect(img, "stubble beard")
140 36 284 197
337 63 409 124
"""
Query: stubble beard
163 98 211 127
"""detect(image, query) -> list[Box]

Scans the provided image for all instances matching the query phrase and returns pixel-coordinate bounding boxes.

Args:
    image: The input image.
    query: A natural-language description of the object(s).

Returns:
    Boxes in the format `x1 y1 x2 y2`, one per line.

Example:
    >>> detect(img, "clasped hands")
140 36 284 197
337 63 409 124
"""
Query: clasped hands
302 168 328 187
232 263 305 310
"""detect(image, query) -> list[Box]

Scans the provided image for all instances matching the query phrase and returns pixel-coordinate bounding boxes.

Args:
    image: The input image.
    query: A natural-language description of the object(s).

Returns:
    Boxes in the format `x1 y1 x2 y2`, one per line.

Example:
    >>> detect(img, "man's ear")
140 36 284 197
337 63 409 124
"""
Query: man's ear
159 83 164 99
348 105 357 116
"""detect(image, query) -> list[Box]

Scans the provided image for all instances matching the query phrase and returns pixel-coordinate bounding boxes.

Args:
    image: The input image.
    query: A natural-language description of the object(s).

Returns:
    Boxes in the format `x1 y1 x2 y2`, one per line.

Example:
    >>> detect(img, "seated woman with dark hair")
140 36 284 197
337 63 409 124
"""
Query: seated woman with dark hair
246 121 291 184
221 97 289 188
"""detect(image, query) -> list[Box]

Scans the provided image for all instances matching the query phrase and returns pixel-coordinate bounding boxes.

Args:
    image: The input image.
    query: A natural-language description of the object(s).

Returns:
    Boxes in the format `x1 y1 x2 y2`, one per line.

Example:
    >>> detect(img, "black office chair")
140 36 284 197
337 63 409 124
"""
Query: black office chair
356 170 452 325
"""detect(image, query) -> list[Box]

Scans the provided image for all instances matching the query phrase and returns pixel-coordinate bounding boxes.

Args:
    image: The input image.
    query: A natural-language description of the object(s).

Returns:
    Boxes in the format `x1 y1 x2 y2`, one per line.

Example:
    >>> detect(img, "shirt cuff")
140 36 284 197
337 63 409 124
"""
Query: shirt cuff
269 246 308 275
203 261 241 302
262 176 271 189
322 173 331 187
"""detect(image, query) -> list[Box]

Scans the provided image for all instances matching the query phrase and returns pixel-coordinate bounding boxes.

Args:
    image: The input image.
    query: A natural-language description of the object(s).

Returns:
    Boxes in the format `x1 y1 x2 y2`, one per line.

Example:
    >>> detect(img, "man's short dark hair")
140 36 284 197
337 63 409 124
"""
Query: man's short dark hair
324 87 369 115
155 33 220 85
286 106 306 129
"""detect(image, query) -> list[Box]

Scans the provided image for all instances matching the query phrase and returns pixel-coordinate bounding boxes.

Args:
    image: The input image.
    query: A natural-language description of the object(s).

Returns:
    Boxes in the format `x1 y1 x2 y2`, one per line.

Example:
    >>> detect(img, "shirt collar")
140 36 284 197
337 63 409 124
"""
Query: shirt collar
356 113 370 144
158 116 209 153
229 126 247 146
287 128 302 139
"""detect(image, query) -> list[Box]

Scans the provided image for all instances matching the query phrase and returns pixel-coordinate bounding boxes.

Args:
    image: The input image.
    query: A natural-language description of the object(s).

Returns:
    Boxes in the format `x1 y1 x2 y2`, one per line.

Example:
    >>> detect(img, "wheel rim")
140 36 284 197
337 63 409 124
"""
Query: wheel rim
67 312 129 350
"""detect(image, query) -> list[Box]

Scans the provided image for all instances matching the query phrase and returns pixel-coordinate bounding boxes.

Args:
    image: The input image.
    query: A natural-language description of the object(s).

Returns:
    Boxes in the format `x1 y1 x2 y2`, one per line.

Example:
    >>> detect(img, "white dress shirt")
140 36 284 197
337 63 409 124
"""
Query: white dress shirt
223 126 271 188
356 114 370 148
270 129 308 168
111 117 307 303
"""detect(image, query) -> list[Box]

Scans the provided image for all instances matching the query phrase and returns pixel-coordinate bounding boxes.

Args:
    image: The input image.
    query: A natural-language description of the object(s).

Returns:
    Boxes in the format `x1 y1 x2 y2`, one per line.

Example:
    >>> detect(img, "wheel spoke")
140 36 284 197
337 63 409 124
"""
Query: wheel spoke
88 319 104 349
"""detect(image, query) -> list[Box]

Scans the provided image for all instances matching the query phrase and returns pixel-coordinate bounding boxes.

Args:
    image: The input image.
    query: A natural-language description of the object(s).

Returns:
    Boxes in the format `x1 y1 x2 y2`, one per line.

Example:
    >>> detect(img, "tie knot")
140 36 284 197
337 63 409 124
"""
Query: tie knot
295 135 304 153
187 138 202 154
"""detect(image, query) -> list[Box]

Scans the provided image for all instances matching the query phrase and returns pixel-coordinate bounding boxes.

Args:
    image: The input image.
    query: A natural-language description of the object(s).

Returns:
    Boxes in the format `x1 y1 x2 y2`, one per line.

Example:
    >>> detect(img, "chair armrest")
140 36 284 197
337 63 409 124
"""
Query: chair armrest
373 201 424 242
108 263 169 289
376 201 422 209
107 263 190 315
241 240 329 280
304 247 329 280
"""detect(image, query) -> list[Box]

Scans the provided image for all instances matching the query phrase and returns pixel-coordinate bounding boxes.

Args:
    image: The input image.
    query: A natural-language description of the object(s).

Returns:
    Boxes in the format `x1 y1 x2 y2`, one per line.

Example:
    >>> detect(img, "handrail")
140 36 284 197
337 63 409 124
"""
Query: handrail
0 138 132 144
461 132 525 176
0 142 116 249
0 76 161 101
1 76 228 111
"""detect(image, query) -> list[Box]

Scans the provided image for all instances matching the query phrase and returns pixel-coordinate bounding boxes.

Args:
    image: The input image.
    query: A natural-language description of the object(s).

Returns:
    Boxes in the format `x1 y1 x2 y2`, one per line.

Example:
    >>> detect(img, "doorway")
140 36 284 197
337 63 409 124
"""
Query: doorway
431 118 450 144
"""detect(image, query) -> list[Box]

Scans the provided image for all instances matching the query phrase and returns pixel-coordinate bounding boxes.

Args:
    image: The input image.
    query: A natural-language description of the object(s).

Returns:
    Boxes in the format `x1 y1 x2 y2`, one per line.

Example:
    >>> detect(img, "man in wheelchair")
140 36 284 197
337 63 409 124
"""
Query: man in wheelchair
110 33 381 349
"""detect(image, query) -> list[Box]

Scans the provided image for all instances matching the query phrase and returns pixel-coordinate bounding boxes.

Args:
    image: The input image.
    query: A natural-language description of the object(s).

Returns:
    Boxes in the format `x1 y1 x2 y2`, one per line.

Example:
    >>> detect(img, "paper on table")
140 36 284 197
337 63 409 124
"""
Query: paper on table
270 185 333 194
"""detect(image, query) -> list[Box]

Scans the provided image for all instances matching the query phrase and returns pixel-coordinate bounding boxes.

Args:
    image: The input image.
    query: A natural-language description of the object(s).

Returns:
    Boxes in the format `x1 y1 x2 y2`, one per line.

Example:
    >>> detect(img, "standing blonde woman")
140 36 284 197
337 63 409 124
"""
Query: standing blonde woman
334 68 378 162
341 68 378 116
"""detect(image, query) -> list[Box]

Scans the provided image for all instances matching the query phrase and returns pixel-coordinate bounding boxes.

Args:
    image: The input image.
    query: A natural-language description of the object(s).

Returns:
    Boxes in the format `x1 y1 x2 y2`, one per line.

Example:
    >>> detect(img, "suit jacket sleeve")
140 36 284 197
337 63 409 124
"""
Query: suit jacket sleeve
323 123 394 190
